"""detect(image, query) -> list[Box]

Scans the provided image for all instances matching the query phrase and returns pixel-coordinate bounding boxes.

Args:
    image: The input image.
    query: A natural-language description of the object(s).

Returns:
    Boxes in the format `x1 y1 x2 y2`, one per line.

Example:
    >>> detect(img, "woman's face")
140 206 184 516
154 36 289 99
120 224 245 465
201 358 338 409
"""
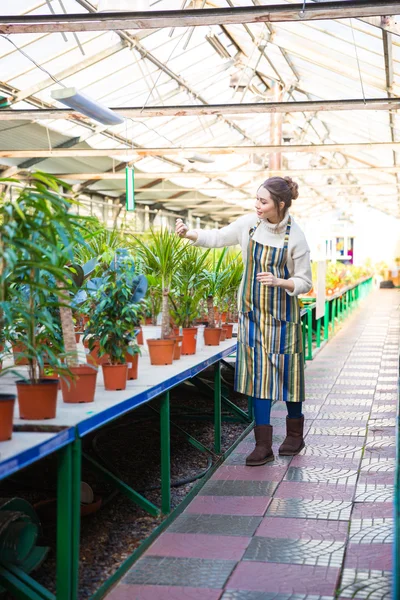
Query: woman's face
255 187 283 222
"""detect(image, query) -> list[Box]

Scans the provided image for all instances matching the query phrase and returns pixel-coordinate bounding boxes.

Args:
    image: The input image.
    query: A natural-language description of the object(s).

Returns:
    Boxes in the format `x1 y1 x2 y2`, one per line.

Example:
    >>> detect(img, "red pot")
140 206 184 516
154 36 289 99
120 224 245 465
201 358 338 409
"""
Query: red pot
136 327 143 346
147 339 175 365
126 353 139 380
181 327 197 355
222 323 233 339
61 365 98 403
16 379 58 420
102 363 128 391
220 328 227 342
0 394 15 441
204 327 222 346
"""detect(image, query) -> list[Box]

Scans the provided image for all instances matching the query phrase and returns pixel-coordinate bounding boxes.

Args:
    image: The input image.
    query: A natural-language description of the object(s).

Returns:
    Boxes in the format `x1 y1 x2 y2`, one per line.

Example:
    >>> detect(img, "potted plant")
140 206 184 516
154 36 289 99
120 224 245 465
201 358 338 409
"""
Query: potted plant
0 173 86 420
135 229 186 365
218 252 243 338
83 249 147 390
201 248 231 346
170 246 210 355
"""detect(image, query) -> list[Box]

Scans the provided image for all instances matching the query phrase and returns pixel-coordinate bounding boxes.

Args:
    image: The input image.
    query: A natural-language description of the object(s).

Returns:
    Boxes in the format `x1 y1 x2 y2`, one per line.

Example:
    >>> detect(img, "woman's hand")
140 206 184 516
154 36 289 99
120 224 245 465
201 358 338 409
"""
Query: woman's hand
175 219 198 242
176 218 189 238
256 272 279 287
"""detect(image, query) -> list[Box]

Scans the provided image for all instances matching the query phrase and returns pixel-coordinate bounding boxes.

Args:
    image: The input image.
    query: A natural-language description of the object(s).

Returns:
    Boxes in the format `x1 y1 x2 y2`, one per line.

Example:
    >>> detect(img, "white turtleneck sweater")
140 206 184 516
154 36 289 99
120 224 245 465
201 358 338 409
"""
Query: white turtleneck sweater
193 212 312 297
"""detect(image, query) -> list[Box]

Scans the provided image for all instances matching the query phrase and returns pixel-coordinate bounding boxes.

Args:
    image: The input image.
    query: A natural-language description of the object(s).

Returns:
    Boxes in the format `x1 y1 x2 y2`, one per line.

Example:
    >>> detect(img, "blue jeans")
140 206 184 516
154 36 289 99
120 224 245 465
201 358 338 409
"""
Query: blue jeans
253 397 303 425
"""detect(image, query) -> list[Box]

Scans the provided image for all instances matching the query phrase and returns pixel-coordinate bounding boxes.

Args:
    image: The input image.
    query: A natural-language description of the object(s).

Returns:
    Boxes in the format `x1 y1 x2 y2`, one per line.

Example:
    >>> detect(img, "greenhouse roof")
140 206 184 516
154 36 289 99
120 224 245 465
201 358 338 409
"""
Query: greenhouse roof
1 0 400 224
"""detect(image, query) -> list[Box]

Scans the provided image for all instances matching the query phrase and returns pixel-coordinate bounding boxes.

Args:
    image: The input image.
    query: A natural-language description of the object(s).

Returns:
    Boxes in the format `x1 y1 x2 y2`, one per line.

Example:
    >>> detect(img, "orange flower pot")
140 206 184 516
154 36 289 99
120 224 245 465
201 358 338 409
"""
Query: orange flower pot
147 339 175 365
85 341 109 366
102 364 128 391
172 335 183 360
204 327 222 346
0 394 15 441
16 379 58 420
61 365 98 403
222 324 233 339
220 312 227 323
181 328 197 355
220 328 227 342
136 327 144 346
126 353 139 380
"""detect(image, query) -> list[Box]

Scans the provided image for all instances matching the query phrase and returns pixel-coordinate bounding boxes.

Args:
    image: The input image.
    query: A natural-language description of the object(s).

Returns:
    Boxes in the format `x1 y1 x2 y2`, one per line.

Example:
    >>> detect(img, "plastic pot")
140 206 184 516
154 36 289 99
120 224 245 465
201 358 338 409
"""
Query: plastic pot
126 353 139 380
0 394 15 441
172 335 183 360
204 327 222 346
222 323 233 339
102 363 128 391
181 327 197 355
61 365 98 403
147 339 175 365
16 379 58 420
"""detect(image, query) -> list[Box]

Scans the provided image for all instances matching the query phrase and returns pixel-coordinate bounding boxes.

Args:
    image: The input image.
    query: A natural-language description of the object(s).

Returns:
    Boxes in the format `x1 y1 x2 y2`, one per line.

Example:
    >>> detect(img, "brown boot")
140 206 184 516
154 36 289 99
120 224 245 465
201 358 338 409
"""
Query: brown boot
246 425 274 466
279 416 305 456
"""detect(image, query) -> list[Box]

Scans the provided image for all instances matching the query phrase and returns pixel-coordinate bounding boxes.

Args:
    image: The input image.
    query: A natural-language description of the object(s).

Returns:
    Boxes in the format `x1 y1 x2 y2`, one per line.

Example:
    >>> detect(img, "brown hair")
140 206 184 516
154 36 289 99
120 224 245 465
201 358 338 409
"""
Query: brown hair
258 176 299 220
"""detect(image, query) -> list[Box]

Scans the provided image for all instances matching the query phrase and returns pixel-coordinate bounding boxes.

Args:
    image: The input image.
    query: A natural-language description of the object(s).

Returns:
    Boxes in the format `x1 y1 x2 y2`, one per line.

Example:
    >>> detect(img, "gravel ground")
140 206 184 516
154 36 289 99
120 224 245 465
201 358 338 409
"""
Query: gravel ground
0 367 250 599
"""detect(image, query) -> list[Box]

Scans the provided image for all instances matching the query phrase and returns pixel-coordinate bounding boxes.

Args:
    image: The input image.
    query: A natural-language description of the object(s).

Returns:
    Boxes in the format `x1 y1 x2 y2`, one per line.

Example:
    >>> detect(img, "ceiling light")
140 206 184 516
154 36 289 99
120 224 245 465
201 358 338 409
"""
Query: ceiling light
185 154 215 164
51 87 124 126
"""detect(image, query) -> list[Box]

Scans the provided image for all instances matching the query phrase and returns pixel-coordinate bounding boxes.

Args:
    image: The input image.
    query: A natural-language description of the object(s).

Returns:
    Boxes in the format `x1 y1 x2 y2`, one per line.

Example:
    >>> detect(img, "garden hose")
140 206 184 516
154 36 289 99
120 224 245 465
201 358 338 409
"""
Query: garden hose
0 498 49 594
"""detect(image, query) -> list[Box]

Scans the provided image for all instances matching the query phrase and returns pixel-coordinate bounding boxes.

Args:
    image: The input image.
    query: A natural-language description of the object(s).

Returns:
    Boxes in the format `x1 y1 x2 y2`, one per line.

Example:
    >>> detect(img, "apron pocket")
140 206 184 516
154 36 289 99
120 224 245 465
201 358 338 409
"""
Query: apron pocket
261 316 302 354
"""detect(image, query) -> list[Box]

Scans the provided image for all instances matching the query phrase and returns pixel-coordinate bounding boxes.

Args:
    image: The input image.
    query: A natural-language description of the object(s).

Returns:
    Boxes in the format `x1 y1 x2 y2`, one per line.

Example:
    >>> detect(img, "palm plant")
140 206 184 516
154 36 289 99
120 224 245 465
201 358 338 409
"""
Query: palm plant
201 248 231 328
220 252 244 322
135 229 187 339
170 246 210 328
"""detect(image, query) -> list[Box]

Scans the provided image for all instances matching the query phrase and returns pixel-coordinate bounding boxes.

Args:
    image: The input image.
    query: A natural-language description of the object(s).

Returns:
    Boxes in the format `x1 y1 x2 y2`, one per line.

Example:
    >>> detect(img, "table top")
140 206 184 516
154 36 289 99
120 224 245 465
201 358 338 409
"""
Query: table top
1 340 237 437
0 429 75 481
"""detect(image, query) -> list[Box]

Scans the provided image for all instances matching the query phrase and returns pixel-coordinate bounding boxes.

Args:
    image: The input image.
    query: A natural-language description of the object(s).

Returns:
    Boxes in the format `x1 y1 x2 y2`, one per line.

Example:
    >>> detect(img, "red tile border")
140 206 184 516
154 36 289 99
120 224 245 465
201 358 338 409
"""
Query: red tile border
275 481 355 501
345 543 392 571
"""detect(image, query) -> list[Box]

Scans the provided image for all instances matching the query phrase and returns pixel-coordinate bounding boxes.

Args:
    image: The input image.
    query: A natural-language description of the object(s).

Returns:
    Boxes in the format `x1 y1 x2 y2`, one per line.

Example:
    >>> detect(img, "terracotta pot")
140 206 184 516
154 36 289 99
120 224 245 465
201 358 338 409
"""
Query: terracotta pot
147 339 175 365
145 317 153 325
12 343 29 366
0 394 15 441
85 342 109 366
173 327 180 336
136 327 143 346
222 323 233 339
181 327 197 355
102 363 128 391
204 327 222 346
16 379 58 420
61 365 98 403
220 328 227 342
126 353 139 380
220 312 227 323
172 335 183 360
40 366 61 390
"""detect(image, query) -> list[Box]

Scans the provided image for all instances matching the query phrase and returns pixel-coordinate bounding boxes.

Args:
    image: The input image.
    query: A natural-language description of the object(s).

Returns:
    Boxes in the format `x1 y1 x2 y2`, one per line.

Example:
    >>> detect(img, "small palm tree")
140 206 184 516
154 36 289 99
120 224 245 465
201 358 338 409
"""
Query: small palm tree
170 246 210 328
135 229 187 339
202 248 231 328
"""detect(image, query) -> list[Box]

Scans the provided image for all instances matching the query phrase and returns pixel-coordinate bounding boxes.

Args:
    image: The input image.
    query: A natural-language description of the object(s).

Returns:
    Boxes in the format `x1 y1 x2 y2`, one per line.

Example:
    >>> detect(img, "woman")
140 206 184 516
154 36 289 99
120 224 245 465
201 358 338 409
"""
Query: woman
176 176 312 466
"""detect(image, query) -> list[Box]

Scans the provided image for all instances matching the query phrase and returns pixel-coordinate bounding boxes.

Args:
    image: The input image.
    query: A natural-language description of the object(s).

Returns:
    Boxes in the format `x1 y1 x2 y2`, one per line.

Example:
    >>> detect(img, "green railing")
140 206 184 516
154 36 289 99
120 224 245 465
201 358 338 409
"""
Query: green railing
300 277 374 360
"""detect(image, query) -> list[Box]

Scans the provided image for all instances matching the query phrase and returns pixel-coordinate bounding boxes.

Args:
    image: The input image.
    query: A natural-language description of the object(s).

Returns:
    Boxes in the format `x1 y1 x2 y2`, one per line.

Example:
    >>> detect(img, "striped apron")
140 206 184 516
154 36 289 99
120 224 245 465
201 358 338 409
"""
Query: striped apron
234 217 305 402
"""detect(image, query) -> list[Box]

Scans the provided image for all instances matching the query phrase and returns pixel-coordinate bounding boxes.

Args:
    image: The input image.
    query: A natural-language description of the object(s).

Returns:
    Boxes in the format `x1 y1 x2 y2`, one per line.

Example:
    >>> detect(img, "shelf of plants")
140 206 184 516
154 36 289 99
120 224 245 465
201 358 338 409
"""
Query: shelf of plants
0 174 374 600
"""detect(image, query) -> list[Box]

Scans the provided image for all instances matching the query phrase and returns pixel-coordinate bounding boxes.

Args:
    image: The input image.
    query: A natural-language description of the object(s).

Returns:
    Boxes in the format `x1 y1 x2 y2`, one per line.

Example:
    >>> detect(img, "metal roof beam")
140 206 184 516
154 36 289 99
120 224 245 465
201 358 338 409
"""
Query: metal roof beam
3 97 400 120
2 2 400 34
4 141 400 158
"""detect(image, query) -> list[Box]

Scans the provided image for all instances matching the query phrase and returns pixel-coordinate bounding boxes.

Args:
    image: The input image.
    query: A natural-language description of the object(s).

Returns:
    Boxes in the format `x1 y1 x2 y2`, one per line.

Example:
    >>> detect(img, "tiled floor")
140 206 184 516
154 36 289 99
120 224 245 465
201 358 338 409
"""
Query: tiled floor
106 289 399 600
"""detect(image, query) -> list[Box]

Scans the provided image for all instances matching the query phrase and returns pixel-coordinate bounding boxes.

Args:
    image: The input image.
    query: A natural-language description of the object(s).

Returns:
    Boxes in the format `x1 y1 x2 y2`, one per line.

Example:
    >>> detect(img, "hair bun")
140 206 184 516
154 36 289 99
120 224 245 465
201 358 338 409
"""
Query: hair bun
283 176 299 200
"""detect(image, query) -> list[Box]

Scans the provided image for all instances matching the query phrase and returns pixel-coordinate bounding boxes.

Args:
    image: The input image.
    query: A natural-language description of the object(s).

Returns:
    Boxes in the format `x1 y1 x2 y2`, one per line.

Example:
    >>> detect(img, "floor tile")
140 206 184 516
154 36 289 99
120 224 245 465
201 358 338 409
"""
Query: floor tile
147 532 250 560
221 593 334 600
243 536 345 567
200 480 278 497
185 495 271 516
211 465 287 482
351 503 393 519
123 556 236 588
338 568 392 599
348 519 394 544
255 517 348 541
169 514 262 537
226 562 340 595
284 466 358 485
266 498 352 520
275 482 354 501
107 584 223 600
344 543 392 570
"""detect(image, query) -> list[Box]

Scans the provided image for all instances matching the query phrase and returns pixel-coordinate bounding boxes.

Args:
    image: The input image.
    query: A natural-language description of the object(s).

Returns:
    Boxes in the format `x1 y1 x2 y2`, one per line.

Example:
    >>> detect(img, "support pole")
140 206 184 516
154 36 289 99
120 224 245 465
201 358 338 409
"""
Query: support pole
56 445 72 600
160 392 171 514
214 361 222 454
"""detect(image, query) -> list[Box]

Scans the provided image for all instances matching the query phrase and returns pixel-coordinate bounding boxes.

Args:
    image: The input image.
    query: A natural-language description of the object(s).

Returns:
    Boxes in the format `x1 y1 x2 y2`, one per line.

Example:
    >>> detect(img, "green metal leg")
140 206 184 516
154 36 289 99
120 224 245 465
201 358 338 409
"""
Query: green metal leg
160 391 171 514
324 300 329 341
214 361 222 454
331 299 336 334
306 309 313 360
316 317 321 348
71 439 81 600
57 444 73 600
